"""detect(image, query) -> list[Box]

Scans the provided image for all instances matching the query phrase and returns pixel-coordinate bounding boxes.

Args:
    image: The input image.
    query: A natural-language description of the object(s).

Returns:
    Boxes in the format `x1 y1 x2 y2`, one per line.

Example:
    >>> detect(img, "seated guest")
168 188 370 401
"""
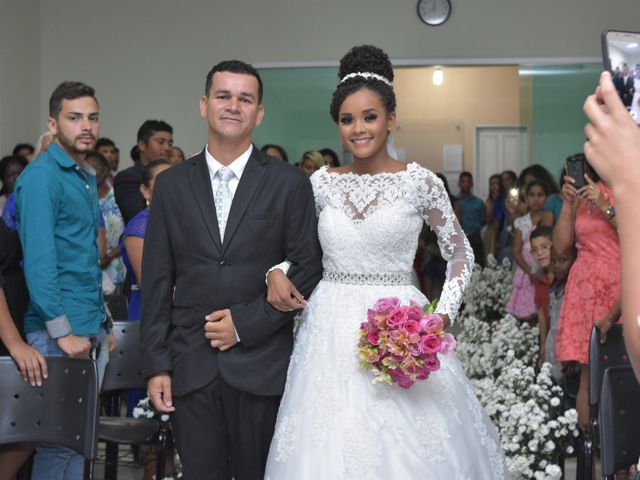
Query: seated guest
33 131 53 157
319 147 340 167
260 143 288 163
298 150 323 177
95 137 119 184
114 120 173 223
12 143 35 161
0 155 28 214
86 151 126 291
170 146 186 165
120 160 171 320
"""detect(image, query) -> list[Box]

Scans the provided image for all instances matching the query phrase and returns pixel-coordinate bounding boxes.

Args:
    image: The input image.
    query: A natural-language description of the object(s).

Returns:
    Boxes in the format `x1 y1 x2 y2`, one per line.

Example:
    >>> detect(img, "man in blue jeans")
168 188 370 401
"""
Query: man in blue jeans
15 81 110 479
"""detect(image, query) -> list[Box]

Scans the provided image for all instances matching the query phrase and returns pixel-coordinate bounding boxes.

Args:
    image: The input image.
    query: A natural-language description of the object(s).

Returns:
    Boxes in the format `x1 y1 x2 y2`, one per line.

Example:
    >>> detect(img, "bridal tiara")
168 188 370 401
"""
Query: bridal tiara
339 72 392 87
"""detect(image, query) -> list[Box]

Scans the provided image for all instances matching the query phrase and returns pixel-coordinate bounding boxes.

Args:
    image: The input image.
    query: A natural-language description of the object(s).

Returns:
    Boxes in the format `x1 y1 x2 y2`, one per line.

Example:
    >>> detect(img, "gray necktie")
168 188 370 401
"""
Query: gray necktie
215 167 235 240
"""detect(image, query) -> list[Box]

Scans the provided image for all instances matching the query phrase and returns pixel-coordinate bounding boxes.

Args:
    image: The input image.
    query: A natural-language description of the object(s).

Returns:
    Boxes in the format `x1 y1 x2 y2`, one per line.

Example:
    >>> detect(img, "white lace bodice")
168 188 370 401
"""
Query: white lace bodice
311 163 473 321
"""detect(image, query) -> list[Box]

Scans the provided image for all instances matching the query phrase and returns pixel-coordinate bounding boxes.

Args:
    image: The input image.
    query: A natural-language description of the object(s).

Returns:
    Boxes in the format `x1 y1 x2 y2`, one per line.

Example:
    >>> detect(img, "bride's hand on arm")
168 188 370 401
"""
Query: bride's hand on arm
267 269 307 312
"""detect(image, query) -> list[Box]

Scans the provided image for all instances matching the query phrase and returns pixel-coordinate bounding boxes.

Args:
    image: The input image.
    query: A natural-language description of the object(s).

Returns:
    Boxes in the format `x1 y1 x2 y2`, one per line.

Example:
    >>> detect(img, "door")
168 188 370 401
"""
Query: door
474 126 529 200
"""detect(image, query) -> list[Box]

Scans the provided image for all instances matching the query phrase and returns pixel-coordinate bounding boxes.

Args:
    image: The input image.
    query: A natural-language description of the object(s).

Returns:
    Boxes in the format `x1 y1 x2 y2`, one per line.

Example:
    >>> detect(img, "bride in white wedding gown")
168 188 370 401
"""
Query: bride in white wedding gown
264 45 509 479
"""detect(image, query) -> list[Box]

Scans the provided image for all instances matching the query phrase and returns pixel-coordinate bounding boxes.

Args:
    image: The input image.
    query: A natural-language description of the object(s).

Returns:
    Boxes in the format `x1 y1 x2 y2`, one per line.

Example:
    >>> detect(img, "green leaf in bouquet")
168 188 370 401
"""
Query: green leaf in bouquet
423 298 439 314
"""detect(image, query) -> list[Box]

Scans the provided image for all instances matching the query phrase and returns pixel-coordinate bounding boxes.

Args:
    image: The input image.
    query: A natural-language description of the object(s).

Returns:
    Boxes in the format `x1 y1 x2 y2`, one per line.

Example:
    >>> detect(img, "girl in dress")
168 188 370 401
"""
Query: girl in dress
264 45 508 479
505 179 552 321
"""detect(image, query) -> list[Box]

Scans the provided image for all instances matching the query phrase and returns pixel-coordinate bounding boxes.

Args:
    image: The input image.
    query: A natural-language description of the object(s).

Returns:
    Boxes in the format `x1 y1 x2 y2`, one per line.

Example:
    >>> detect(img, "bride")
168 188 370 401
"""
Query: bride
263 45 509 479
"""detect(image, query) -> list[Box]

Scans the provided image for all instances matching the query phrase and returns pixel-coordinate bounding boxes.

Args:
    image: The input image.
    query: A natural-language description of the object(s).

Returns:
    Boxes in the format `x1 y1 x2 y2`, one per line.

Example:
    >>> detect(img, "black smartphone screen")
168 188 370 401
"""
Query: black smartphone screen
566 156 586 189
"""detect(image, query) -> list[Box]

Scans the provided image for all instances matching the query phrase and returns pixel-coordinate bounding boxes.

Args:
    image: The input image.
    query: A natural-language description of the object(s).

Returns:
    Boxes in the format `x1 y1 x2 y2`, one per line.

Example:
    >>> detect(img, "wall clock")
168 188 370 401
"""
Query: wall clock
417 0 451 26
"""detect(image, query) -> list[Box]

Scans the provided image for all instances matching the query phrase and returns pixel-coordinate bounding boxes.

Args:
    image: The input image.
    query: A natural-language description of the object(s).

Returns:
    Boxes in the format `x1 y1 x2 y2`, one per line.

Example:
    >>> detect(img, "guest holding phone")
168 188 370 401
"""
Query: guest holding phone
553 153 621 435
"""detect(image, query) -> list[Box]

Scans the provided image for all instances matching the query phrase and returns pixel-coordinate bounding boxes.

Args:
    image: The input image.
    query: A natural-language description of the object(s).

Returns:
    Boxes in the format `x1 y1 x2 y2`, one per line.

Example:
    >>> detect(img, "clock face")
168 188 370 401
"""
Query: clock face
417 0 451 26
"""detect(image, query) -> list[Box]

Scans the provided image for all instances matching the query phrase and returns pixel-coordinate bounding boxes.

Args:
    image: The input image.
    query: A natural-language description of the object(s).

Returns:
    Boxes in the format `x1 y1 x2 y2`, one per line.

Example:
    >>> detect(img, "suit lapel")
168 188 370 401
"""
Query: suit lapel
221 149 266 254
188 151 222 250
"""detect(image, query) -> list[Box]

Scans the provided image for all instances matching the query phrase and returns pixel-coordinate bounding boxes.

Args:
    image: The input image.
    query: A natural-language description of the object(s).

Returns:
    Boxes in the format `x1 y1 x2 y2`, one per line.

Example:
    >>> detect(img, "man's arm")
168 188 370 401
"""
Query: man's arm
231 174 322 348
140 173 175 377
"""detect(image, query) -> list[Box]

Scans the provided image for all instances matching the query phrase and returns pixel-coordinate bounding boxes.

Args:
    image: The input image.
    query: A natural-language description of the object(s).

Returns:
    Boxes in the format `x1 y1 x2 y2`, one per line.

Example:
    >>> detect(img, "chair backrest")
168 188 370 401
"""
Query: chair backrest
599 366 640 476
102 321 146 392
0 356 99 459
588 325 630 407
104 294 128 321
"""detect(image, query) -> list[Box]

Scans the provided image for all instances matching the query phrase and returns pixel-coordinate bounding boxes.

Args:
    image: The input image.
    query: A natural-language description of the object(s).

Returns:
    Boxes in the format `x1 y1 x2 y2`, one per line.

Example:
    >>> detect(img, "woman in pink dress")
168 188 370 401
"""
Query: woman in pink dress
554 156 621 431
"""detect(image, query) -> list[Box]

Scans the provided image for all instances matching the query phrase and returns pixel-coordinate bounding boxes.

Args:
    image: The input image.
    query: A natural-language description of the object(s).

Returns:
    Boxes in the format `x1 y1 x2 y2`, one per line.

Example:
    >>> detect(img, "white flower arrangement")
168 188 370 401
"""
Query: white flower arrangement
457 261 580 480
460 254 513 322
132 396 171 423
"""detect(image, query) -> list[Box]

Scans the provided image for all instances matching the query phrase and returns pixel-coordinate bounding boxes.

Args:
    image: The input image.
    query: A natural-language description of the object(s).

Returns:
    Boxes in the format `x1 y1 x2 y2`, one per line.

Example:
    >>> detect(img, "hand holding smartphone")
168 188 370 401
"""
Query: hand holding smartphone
601 29 640 124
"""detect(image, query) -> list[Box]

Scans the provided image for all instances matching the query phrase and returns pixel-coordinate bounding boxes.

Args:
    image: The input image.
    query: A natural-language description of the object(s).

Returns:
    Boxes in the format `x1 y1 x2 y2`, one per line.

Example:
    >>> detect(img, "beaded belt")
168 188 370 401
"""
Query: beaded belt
322 270 412 286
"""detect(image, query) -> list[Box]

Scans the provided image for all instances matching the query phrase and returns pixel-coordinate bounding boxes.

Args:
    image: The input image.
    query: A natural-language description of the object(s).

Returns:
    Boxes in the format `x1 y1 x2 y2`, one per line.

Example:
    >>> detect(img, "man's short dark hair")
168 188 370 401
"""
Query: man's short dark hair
95 137 116 150
205 60 263 103
49 81 97 118
12 143 34 156
137 120 173 144
459 171 473 182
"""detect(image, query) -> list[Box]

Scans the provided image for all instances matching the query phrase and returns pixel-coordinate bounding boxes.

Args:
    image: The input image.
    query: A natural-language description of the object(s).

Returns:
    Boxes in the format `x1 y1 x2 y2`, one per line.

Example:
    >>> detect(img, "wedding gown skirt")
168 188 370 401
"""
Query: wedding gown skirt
265 165 509 479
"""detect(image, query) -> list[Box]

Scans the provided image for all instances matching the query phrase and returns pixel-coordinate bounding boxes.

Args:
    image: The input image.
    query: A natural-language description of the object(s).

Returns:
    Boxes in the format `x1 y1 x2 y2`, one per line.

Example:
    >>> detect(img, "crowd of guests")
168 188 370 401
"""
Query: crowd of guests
415 157 622 455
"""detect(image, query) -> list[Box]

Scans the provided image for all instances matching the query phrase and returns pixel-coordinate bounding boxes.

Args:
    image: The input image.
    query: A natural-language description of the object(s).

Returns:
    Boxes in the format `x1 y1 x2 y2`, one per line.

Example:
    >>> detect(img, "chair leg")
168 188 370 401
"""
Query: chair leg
576 427 594 480
84 459 95 480
156 428 168 479
104 442 119 480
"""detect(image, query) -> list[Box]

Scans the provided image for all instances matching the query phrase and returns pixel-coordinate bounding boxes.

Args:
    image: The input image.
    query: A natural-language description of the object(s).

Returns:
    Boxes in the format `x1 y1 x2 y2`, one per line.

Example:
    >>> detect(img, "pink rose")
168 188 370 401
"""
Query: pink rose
387 308 409 329
419 313 443 333
419 334 442 354
423 354 441 372
403 320 420 336
367 330 380 346
407 305 423 322
439 333 456 354
371 297 401 313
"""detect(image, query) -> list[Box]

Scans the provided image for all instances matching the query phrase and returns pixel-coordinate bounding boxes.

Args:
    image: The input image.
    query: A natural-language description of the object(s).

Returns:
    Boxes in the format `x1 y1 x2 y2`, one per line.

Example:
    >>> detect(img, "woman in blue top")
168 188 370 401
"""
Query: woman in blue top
120 160 171 320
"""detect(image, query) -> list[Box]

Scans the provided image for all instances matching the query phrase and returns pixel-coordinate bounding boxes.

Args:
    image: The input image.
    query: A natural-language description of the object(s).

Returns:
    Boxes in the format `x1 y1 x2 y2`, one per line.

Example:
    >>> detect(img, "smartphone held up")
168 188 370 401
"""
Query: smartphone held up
601 29 640 124
565 154 587 190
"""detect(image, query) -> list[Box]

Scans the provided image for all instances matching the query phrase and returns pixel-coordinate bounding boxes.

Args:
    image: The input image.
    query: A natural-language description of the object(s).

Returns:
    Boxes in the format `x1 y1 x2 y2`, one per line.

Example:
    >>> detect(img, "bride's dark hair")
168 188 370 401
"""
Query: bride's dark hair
329 45 396 123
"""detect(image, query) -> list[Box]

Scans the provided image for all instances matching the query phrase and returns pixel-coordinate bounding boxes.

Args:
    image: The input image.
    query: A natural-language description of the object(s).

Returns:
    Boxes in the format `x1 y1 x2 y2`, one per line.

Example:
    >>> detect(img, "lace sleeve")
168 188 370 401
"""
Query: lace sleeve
412 167 474 323
310 168 327 217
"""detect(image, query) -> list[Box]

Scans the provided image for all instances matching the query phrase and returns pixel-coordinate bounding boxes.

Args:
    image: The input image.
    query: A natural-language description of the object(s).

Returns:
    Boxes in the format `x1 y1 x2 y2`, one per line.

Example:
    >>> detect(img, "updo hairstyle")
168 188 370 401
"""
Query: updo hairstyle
329 45 396 123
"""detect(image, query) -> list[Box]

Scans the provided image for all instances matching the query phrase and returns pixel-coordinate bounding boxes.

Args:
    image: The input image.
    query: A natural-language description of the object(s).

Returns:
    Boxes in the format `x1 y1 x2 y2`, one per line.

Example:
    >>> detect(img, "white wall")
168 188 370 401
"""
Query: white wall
0 0 40 156
3 0 640 161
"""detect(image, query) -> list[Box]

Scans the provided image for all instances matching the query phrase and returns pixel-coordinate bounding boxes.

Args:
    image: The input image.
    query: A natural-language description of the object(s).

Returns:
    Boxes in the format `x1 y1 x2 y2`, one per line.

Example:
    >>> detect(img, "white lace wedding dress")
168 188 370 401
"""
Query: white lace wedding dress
265 163 509 479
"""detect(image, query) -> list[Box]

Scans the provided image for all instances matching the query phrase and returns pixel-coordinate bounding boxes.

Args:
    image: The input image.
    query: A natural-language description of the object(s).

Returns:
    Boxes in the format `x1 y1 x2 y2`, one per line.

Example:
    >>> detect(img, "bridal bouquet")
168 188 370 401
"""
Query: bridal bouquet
358 297 455 389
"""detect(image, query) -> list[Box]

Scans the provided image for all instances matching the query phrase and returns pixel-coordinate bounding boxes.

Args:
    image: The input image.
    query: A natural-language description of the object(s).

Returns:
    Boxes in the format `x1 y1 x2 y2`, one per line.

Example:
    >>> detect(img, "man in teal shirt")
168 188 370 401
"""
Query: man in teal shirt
14 81 109 479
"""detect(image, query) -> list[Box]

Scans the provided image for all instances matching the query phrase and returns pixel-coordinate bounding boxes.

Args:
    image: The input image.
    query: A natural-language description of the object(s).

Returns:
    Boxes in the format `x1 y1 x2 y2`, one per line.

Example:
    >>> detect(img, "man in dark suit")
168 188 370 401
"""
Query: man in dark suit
141 60 323 480
113 119 173 223
613 64 635 108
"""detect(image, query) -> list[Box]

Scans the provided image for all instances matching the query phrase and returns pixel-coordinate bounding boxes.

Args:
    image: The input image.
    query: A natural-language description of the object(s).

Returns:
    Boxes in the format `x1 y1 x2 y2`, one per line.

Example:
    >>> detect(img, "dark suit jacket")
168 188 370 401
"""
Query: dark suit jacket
114 162 146 224
140 147 323 397
614 74 635 107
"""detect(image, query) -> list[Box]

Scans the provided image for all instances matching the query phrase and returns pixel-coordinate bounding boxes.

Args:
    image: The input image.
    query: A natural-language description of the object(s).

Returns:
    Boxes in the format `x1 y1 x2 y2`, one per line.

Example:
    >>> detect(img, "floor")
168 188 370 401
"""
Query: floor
91 447 590 480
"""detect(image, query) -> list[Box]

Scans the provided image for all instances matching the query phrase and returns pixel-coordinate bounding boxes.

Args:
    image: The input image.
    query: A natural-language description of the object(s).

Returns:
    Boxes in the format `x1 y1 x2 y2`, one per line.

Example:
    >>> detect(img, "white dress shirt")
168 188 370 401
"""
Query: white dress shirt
205 143 253 201
204 143 253 342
